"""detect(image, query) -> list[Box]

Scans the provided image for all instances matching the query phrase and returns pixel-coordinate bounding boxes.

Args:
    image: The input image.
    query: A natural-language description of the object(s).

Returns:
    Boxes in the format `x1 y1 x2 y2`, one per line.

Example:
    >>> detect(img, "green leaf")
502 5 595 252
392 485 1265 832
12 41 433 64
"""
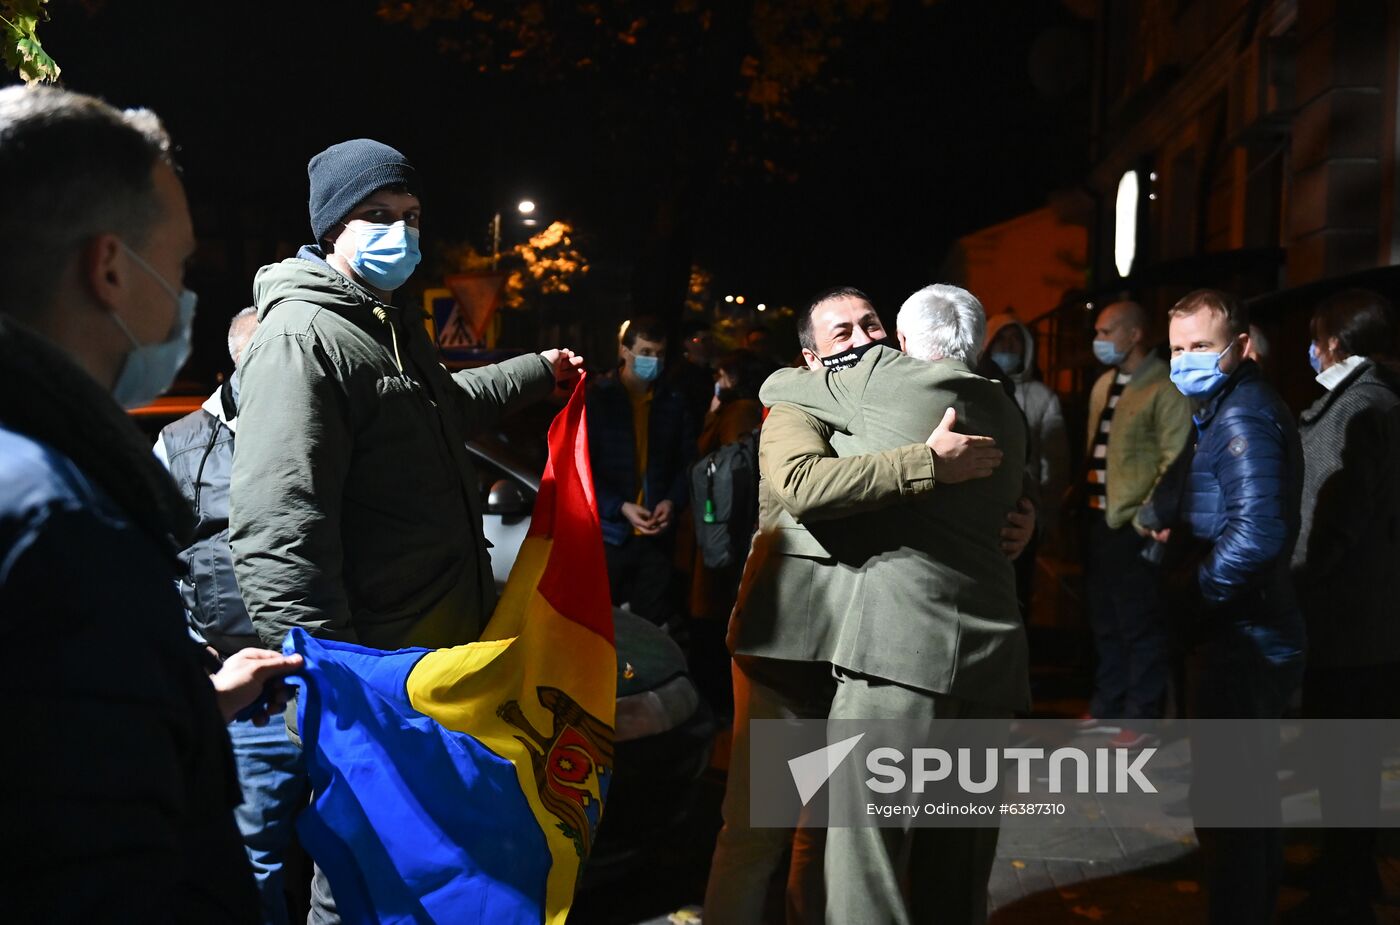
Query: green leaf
2 0 61 84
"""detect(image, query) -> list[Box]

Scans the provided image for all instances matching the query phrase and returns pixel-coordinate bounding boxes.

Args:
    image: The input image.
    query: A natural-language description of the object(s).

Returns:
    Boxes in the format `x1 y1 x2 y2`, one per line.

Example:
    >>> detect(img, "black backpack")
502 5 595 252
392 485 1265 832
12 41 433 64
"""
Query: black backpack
690 428 761 569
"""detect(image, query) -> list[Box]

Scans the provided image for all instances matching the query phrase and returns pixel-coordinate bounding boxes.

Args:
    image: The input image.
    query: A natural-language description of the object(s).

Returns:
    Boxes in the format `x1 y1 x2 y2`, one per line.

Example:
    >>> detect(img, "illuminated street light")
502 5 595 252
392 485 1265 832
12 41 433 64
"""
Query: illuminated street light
724 295 735 303
1114 170 1139 278
735 296 746 305
757 303 767 312
493 198 540 265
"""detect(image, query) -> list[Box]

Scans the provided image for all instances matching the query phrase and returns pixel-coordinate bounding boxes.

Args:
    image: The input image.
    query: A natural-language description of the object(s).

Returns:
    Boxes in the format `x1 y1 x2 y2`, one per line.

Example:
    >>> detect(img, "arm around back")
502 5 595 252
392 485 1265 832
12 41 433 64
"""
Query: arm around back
760 403 936 523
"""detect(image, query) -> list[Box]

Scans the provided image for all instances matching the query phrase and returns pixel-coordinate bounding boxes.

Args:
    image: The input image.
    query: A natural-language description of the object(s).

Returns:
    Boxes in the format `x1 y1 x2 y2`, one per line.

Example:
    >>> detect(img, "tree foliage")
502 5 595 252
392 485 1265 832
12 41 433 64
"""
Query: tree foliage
376 0 912 178
435 220 590 310
375 0 931 322
1 0 60 84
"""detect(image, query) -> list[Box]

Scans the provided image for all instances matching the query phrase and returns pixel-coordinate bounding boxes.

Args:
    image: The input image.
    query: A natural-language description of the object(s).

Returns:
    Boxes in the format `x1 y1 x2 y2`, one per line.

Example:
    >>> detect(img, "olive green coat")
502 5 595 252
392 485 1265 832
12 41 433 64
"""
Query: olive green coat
746 346 1030 711
230 253 554 652
727 401 939 663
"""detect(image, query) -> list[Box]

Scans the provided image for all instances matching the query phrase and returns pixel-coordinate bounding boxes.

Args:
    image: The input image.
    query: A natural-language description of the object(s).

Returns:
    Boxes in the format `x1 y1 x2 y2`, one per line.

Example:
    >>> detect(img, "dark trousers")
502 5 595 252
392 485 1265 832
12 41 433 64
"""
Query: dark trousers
1187 626 1304 925
1302 662 1400 899
1086 512 1169 720
604 533 677 627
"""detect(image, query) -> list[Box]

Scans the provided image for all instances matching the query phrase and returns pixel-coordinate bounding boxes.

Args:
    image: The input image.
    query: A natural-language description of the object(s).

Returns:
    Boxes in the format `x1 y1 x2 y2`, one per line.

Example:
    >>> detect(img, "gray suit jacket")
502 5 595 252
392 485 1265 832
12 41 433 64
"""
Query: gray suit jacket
760 346 1030 711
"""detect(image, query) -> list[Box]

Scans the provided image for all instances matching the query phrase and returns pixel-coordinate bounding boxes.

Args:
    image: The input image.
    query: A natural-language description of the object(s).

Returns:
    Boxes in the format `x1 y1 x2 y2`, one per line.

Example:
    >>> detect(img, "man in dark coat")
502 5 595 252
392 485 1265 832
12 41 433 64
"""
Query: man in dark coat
1159 289 1305 925
0 85 300 922
1289 289 1400 921
585 315 696 627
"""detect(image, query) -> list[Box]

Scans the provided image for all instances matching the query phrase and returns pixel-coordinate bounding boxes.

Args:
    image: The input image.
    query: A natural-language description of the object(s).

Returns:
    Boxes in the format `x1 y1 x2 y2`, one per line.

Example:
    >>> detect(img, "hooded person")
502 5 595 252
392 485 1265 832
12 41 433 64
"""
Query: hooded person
230 138 585 920
232 138 583 654
984 311 1070 536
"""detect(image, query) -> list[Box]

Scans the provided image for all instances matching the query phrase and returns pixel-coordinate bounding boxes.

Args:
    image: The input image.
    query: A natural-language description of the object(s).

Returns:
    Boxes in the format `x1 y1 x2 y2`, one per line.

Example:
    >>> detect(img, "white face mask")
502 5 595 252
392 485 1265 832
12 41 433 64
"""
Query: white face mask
107 241 198 409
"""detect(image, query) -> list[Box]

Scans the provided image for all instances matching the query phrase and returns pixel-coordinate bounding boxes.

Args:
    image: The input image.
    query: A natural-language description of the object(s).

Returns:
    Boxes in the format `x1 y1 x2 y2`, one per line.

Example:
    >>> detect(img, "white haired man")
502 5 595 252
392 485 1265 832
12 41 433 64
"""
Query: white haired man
706 285 1033 923
757 283 1030 924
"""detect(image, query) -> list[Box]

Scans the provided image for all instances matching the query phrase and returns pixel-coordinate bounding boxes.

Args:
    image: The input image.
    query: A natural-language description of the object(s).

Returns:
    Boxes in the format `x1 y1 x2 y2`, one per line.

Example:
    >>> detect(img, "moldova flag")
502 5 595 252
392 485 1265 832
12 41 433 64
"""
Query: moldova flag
283 375 616 924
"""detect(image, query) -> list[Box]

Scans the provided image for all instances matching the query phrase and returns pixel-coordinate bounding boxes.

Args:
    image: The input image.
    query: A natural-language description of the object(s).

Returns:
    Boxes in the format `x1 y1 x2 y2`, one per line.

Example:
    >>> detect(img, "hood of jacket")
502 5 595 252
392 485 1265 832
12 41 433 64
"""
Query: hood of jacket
984 313 1036 383
253 245 423 329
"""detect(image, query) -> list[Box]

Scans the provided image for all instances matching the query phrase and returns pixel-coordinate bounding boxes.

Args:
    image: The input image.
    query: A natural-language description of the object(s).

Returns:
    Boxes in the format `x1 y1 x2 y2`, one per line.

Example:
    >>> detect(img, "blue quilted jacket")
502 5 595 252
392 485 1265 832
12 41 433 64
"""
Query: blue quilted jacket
1179 361 1305 663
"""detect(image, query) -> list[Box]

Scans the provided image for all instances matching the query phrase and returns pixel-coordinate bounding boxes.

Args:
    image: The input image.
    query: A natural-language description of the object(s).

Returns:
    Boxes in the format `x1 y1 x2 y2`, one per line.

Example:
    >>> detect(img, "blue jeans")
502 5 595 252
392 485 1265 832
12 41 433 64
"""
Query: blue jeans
229 718 310 925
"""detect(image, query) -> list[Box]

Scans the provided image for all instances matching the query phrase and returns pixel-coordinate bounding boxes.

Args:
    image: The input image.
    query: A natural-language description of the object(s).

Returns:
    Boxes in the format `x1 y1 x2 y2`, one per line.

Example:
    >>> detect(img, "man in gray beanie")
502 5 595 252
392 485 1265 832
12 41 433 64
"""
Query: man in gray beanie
229 139 583 921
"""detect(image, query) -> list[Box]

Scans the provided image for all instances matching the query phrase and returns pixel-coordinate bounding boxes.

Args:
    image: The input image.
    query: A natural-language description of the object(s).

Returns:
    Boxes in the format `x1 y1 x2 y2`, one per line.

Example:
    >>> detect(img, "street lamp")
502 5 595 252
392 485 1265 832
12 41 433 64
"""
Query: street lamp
492 199 540 268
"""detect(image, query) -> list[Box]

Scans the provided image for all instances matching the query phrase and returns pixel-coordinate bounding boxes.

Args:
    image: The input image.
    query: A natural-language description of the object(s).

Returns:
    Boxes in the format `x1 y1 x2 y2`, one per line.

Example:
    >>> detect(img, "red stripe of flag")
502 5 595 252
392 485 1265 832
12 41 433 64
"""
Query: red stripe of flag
528 374 614 645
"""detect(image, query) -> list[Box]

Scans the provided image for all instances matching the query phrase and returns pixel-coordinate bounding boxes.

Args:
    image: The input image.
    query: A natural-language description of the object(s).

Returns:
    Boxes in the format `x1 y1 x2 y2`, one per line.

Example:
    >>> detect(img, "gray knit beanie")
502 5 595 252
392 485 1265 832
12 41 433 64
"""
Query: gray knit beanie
307 139 417 243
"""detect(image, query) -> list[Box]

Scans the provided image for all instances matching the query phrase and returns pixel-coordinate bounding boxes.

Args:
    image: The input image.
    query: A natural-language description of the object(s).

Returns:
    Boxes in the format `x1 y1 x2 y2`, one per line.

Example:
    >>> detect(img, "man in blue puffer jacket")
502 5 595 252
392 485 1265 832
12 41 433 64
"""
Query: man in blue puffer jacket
1155 289 1305 925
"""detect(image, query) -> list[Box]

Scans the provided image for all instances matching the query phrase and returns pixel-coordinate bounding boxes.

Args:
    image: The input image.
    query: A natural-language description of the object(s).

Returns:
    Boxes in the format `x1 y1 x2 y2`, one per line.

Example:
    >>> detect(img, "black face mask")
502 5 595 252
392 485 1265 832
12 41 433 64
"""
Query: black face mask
819 337 891 372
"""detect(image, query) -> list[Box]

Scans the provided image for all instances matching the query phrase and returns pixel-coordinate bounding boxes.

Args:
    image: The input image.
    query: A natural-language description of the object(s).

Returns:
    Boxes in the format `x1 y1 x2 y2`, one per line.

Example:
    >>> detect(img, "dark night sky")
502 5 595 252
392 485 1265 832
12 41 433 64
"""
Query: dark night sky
25 0 1091 380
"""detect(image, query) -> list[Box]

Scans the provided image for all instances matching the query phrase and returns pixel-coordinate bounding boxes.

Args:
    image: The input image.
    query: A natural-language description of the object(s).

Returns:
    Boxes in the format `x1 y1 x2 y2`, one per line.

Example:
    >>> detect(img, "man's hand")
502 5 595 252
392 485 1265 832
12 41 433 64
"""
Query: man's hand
211 648 303 725
1149 527 1171 544
651 499 675 533
621 500 659 535
1000 496 1037 558
540 348 585 387
926 408 1003 483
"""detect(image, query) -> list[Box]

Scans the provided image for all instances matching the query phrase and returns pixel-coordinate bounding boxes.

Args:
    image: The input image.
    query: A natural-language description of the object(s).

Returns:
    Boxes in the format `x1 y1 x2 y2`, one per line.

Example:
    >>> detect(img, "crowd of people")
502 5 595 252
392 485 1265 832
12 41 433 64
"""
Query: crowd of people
2 83 1399 925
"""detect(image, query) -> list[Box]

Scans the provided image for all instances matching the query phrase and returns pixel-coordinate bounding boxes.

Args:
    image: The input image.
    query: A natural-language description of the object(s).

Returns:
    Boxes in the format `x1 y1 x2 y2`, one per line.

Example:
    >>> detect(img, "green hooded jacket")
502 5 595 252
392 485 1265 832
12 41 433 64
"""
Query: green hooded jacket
229 250 554 651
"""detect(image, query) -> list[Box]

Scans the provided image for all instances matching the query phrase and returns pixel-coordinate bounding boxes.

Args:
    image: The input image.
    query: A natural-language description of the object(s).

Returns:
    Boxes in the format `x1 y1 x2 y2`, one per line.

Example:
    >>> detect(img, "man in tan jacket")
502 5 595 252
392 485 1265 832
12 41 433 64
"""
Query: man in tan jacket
1081 300 1193 744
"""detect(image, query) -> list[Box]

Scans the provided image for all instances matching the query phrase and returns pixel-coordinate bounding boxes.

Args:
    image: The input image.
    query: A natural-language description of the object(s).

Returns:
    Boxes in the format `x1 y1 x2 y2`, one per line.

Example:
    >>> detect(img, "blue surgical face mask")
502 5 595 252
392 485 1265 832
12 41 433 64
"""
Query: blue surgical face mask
1169 340 1239 399
345 220 421 291
631 353 662 383
990 350 1022 375
108 242 198 409
1092 338 1128 366
1308 342 1323 374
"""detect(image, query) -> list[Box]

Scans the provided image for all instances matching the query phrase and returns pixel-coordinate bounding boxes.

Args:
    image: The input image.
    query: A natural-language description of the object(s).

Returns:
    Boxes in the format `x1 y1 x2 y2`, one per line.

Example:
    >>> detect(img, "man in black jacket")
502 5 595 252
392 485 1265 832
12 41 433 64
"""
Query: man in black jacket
158 307 310 925
585 316 696 628
0 85 302 922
